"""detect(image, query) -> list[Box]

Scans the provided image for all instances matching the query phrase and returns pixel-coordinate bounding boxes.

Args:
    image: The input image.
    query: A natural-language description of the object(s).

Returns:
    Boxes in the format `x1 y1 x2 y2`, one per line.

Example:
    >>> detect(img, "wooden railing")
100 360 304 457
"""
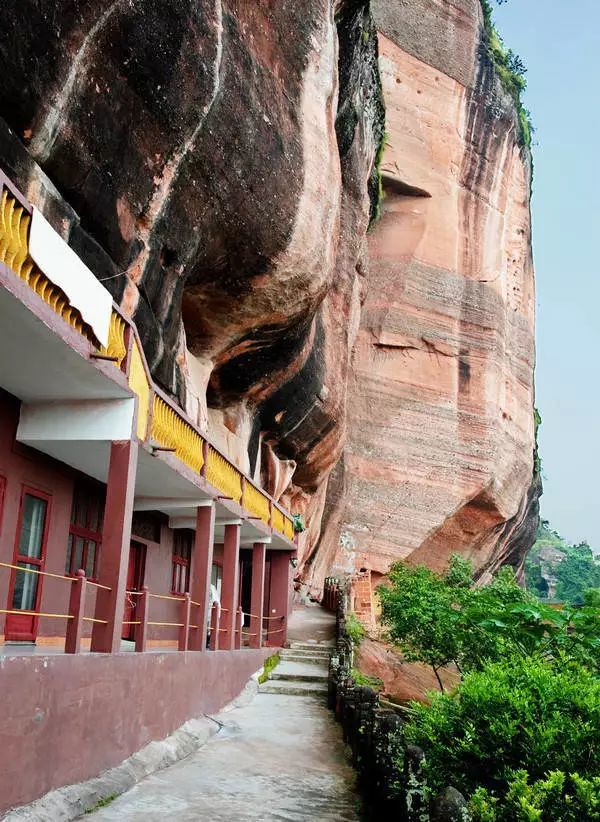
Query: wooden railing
0 186 96 343
151 392 205 474
205 444 243 504
243 481 271 525
0 561 110 653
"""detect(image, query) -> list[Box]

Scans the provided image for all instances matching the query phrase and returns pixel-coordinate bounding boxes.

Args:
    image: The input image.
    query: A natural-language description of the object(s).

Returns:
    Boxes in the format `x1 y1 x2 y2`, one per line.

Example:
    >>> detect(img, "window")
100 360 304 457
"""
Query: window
11 489 50 613
172 530 193 594
65 483 104 580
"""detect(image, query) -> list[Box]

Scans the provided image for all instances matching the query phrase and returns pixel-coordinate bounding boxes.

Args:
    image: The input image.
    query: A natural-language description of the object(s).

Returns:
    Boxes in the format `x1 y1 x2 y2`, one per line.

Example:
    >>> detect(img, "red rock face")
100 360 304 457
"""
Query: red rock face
299 0 540 596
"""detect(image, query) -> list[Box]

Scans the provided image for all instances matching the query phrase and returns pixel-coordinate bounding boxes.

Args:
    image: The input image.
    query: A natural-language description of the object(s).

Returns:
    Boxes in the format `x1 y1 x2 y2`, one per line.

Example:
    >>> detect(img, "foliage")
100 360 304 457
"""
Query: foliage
345 612 366 646
480 1 533 148
382 549 600 816
380 555 600 684
405 655 600 803
351 667 384 692
470 771 600 821
377 556 469 689
258 652 280 685
292 513 306 533
525 519 600 604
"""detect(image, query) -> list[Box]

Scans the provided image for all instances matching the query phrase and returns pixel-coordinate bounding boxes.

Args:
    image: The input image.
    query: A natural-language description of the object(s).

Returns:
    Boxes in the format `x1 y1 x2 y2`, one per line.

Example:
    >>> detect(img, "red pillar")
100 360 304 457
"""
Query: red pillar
220 522 240 650
91 440 138 653
134 585 149 652
188 502 216 652
65 570 86 654
266 550 292 646
249 542 266 649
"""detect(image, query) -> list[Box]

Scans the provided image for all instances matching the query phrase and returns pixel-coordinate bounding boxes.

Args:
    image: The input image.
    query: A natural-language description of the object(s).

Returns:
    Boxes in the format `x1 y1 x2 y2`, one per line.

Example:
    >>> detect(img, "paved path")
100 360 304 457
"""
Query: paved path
88 609 361 821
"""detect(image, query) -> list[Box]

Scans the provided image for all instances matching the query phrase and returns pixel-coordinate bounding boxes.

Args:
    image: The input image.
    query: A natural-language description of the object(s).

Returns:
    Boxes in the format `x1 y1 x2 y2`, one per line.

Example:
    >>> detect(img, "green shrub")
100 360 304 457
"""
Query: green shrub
345 612 366 645
470 770 600 821
405 655 600 801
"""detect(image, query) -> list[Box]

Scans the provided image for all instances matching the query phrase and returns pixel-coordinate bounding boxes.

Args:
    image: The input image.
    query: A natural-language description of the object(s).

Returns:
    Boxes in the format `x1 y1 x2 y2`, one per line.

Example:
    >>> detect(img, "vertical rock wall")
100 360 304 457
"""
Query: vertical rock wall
300 0 539 596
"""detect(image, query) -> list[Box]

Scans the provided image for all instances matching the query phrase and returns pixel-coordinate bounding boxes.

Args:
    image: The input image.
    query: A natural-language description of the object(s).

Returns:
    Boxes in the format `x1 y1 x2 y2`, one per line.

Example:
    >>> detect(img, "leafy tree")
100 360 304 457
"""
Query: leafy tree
525 521 600 604
377 557 470 690
378 557 600 686
555 542 600 604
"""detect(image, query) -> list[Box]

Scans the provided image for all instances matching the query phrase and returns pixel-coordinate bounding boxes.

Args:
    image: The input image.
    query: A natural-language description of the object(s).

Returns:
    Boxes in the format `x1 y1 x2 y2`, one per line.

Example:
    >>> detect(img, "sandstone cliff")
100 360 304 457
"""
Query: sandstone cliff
0 0 539 596
305 0 540 596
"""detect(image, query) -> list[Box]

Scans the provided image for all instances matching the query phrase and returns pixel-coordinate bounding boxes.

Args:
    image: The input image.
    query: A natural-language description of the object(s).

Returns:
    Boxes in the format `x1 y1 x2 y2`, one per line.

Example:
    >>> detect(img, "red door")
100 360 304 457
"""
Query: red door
122 541 146 640
5 488 51 642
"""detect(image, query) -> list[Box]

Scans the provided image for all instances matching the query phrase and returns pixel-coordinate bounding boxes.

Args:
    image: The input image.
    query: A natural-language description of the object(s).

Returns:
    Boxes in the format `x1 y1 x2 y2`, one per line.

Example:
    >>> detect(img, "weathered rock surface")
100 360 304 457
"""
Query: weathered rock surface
302 0 540 594
356 637 459 703
0 0 538 594
0 0 383 484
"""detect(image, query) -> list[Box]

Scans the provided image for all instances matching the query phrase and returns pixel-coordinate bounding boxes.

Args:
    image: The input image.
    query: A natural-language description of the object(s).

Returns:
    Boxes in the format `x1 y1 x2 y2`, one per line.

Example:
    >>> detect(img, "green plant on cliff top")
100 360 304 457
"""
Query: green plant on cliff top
480 1 533 148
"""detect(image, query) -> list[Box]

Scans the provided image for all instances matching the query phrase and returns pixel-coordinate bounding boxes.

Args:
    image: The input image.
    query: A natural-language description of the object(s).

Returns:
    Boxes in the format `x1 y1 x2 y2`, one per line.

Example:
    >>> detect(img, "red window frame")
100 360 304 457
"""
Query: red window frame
65 482 104 581
172 531 193 594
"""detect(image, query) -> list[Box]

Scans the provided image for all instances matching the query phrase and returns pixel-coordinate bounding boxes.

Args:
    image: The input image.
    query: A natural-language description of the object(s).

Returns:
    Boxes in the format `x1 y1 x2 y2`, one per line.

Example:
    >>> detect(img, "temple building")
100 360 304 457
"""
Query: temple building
0 167 297 813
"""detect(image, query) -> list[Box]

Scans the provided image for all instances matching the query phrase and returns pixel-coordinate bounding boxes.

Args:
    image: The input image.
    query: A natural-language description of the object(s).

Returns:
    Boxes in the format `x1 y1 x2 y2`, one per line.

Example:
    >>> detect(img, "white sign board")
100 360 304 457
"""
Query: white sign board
29 208 113 348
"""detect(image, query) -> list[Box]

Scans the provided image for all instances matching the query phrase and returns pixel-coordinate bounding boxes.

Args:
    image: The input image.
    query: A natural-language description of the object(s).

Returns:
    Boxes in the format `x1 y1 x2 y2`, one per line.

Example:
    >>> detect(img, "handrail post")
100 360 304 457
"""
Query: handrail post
179 593 191 651
209 603 219 651
134 585 149 652
65 570 86 654
235 606 243 650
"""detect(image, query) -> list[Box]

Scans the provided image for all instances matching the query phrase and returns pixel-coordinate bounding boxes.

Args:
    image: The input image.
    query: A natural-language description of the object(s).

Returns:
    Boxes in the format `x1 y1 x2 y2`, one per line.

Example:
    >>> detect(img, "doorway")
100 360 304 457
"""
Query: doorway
5 488 51 643
122 540 146 640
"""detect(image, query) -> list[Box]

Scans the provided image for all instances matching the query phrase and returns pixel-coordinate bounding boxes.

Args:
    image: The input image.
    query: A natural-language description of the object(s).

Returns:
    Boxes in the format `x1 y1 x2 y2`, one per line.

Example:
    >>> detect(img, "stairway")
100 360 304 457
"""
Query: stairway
258 641 332 697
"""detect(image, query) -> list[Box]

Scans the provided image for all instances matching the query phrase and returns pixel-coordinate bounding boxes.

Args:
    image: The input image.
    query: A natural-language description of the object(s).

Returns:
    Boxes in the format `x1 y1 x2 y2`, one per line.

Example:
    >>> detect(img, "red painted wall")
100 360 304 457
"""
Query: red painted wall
0 647 272 813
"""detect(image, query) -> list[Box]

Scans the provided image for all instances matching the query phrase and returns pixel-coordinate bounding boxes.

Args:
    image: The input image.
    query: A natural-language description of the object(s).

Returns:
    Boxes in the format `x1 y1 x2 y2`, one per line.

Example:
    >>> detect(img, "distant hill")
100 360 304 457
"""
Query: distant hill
525 520 600 604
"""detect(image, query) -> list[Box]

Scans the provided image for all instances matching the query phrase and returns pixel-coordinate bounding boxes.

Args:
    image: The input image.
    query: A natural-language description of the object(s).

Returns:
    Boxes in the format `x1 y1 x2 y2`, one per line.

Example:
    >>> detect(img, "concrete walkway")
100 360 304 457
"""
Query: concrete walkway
87 608 360 821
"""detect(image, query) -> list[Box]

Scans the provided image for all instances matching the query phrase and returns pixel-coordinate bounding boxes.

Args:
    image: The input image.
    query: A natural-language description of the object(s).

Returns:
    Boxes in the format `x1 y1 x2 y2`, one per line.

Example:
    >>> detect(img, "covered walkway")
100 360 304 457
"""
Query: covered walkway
87 608 360 821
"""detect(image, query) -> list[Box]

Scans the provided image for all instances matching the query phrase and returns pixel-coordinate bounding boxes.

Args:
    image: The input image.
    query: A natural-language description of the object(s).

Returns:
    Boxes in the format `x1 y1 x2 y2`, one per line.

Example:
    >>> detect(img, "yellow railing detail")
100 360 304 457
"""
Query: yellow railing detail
284 516 294 541
271 506 284 534
243 482 271 525
128 340 150 440
0 188 93 340
98 311 127 368
205 445 242 503
151 394 204 474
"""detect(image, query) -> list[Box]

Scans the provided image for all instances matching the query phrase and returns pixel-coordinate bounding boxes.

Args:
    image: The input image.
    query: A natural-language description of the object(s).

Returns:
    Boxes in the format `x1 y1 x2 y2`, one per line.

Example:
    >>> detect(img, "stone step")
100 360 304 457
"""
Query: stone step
270 671 328 683
279 653 331 665
279 648 331 662
258 679 328 697
288 642 335 652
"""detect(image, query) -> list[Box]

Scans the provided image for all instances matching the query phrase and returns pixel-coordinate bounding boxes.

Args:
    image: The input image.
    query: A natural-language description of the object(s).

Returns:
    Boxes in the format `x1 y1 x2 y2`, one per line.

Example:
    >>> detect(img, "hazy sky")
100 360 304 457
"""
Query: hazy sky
492 0 599 548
